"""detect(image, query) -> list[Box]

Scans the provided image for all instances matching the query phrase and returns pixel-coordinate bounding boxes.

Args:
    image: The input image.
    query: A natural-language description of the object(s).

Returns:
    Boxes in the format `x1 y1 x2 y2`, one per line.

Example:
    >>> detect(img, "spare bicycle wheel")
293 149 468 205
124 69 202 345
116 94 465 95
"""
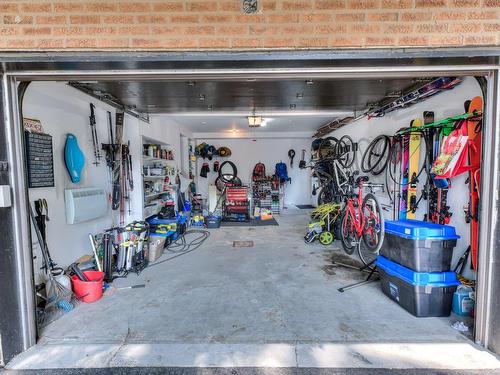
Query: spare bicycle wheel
335 135 356 168
319 231 334 245
361 135 391 175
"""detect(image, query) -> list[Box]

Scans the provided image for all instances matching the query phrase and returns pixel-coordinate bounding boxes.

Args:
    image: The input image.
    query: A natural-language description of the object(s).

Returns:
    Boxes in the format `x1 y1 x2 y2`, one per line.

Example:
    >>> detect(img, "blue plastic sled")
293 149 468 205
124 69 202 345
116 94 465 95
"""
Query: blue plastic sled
64 134 85 183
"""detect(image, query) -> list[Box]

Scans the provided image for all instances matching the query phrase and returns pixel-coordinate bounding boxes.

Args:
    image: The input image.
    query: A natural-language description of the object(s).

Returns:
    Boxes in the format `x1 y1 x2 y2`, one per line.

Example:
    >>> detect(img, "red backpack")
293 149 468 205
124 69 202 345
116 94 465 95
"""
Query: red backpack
252 163 266 181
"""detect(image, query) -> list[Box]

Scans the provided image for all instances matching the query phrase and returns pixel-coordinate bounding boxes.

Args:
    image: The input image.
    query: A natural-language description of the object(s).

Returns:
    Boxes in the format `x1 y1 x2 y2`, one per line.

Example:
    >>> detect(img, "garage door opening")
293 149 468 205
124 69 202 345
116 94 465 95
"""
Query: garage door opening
4 67 500 370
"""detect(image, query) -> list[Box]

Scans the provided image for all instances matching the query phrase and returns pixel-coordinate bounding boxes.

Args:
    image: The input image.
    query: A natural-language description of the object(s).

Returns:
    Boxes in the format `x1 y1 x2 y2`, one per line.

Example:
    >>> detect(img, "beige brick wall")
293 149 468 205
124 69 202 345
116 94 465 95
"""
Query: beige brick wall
0 0 498 50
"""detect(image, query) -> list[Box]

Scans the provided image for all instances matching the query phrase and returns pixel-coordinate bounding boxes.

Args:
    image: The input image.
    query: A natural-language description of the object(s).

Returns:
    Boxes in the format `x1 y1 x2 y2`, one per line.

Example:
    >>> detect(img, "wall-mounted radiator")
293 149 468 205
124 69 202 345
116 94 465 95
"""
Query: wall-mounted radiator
65 187 107 224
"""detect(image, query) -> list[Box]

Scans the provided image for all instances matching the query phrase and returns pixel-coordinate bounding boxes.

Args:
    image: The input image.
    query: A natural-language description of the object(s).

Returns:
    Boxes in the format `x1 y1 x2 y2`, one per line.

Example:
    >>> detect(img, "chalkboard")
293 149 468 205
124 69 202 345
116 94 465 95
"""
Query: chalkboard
25 131 54 188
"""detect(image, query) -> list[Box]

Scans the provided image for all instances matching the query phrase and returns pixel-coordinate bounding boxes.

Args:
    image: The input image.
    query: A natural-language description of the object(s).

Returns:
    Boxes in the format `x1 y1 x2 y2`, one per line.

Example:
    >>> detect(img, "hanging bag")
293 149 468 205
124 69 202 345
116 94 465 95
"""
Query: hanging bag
275 162 290 183
431 119 474 184
252 162 266 181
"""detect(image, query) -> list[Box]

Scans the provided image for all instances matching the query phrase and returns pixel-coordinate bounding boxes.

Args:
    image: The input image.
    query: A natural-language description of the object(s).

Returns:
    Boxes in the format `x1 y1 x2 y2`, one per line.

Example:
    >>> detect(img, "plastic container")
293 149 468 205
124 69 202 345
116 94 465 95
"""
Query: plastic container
71 270 104 303
206 216 221 228
380 220 459 272
148 235 166 262
377 255 459 317
452 285 475 317
147 213 179 226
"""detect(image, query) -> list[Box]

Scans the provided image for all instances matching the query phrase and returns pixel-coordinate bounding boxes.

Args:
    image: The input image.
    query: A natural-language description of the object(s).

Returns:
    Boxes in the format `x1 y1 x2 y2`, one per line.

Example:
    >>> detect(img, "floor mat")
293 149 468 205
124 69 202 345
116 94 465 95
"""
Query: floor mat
296 204 315 209
233 240 254 247
220 218 279 227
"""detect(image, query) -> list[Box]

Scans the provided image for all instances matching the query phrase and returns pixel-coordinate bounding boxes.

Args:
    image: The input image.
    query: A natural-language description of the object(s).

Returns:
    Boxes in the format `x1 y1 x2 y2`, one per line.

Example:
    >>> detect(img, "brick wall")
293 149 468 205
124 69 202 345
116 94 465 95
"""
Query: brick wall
0 1 498 50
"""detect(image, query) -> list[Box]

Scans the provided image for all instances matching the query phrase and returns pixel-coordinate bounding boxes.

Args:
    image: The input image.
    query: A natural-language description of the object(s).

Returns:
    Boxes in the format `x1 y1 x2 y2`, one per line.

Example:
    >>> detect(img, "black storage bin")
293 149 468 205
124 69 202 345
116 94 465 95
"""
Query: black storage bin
380 219 459 272
206 216 221 228
377 255 459 317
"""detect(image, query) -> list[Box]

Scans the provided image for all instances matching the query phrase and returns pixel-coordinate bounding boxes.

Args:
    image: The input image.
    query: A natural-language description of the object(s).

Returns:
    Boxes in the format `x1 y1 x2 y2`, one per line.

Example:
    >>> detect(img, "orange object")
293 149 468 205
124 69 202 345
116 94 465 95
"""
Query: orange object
467 96 483 271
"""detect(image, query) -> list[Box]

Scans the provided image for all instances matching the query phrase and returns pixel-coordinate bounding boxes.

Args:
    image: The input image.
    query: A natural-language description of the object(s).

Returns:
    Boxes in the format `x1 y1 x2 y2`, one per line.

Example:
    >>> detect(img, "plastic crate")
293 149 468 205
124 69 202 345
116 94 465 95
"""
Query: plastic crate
206 216 221 228
377 255 459 317
380 220 459 272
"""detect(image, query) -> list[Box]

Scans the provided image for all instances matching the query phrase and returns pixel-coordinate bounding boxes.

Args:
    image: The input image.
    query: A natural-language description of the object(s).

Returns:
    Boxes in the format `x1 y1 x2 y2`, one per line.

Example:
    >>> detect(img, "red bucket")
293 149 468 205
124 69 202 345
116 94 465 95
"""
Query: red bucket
71 271 104 303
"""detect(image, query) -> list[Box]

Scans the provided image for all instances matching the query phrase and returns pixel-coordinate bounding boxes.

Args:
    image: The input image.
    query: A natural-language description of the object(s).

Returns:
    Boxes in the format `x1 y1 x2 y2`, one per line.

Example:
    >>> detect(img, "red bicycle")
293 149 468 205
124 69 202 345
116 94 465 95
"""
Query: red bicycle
340 174 385 266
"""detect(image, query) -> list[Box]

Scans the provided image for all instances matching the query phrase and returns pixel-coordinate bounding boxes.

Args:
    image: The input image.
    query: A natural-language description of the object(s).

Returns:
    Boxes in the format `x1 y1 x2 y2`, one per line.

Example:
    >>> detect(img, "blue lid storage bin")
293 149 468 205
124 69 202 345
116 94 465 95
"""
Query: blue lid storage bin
377 255 459 317
147 213 189 240
380 220 460 272
385 220 460 240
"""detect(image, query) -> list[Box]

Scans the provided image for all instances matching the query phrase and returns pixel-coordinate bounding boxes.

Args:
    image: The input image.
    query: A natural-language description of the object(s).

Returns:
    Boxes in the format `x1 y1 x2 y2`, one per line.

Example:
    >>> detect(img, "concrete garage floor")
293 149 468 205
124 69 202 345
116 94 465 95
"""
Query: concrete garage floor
7 210 499 370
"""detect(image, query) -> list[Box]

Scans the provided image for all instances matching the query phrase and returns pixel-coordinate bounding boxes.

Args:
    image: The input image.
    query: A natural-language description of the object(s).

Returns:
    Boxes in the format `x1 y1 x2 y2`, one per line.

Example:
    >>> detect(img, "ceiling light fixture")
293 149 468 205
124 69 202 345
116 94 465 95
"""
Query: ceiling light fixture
248 115 262 127
306 79 314 85
198 94 205 101
248 106 262 128
187 81 196 86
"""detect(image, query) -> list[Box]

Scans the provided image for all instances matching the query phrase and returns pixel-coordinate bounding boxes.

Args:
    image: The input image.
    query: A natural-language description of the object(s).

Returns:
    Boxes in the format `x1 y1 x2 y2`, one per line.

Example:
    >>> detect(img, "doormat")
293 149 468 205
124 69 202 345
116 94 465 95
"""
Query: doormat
233 241 254 247
296 205 315 209
221 218 279 227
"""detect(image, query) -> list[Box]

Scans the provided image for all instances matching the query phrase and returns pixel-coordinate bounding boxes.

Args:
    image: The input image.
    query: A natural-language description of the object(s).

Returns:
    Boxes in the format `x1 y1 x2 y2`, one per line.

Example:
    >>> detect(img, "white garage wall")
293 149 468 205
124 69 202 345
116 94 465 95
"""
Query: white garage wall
330 76 482 279
194 137 313 206
23 82 188 271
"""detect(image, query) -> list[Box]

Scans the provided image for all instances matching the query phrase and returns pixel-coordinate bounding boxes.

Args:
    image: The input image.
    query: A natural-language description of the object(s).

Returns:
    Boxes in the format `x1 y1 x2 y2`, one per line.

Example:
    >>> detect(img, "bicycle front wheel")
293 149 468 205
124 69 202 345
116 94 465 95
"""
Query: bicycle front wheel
361 193 385 253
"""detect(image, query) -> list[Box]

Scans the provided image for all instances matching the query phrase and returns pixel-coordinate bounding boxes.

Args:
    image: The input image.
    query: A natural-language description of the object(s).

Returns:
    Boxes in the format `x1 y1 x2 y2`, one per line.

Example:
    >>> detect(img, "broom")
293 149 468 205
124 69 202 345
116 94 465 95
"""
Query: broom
29 204 73 312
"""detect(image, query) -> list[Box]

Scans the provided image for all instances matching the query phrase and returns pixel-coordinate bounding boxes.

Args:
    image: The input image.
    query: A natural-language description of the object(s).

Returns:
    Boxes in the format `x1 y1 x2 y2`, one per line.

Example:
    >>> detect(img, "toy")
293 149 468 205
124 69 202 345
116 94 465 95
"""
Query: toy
304 203 341 245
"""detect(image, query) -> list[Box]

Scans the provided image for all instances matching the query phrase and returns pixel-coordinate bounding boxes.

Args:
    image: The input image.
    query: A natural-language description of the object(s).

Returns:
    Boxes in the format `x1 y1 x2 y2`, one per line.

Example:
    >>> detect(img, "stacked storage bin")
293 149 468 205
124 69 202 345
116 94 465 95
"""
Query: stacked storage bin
377 220 460 317
147 213 189 244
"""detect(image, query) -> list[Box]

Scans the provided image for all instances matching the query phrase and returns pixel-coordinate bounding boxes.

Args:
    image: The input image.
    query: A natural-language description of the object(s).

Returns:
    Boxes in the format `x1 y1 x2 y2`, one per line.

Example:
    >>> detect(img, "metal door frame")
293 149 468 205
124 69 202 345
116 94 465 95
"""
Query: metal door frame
1 53 499 362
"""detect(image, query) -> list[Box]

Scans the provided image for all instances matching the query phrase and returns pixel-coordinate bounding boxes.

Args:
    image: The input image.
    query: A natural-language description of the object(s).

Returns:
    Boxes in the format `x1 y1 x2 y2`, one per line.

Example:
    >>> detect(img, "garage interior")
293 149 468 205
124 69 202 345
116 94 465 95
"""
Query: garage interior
5 70 500 370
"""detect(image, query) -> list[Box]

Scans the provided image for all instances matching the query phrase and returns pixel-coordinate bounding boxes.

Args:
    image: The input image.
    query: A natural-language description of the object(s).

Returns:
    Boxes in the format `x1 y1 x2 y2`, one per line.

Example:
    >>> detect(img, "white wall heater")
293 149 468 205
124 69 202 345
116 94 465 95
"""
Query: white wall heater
64 187 107 224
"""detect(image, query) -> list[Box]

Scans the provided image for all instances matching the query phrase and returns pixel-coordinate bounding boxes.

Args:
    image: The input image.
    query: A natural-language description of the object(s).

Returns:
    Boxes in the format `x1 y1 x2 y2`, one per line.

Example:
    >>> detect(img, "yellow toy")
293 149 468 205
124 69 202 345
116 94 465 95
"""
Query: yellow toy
304 203 341 245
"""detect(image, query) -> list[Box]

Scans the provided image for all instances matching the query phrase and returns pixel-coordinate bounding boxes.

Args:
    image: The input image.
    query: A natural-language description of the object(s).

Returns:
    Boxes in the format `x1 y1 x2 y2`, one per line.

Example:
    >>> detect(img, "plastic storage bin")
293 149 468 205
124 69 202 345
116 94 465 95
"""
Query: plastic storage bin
206 216 221 228
148 235 166 262
377 255 459 317
380 220 459 272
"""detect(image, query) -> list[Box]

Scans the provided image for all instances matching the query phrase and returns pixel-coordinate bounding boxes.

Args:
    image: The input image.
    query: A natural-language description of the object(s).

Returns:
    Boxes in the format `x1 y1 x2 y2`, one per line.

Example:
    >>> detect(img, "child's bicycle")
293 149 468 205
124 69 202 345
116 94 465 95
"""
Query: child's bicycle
304 203 341 245
340 173 385 267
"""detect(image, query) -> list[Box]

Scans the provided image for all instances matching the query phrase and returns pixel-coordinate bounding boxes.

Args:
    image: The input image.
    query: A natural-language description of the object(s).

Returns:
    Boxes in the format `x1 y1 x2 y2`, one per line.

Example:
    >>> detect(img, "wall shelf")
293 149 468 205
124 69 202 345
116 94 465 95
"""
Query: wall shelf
144 191 168 199
143 175 168 180
142 155 175 163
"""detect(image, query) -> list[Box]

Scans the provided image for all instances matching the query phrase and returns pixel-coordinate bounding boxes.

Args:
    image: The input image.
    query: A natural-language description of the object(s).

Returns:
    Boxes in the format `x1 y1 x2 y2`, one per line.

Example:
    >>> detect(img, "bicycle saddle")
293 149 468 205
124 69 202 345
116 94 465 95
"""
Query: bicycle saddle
356 176 369 184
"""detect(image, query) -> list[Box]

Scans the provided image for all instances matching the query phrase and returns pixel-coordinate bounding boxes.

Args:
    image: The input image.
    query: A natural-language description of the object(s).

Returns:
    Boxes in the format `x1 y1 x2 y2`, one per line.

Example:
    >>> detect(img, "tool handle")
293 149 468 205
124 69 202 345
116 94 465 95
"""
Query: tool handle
70 263 88 282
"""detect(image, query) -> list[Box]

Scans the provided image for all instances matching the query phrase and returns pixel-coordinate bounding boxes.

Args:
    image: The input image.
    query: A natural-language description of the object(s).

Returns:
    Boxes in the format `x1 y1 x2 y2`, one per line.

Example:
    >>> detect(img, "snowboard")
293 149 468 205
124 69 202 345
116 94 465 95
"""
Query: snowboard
406 118 423 219
466 96 483 271
399 133 410 219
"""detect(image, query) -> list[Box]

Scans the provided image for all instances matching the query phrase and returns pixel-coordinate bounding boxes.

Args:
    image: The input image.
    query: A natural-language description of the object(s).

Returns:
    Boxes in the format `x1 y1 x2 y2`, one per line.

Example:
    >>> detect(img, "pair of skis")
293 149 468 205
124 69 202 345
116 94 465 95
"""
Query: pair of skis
399 118 422 220
89 104 101 166
399 114 449 222
102 110 133 226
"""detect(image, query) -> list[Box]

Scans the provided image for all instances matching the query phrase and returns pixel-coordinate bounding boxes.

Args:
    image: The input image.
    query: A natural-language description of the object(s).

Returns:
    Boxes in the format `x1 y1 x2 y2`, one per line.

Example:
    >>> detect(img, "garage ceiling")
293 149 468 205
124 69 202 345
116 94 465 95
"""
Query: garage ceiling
72 78 423 115
167 115 333 133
